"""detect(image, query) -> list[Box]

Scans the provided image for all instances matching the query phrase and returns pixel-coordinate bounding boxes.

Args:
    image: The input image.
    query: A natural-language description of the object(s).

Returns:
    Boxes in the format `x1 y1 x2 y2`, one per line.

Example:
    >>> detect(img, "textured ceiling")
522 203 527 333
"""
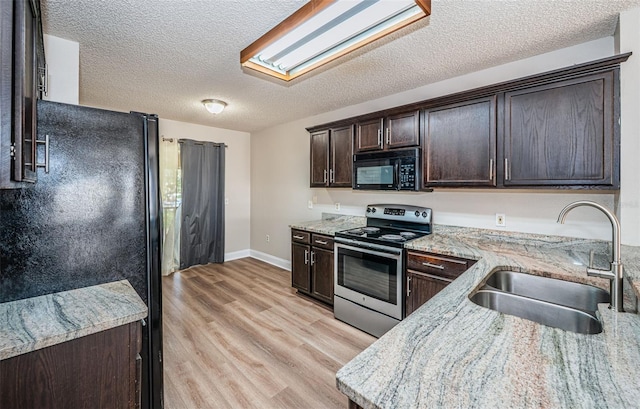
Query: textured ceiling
40 0 640 133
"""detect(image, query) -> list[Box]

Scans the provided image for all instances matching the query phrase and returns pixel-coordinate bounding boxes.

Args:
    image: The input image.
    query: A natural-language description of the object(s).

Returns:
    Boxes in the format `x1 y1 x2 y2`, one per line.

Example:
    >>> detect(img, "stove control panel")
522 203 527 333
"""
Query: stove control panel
366 204 432 224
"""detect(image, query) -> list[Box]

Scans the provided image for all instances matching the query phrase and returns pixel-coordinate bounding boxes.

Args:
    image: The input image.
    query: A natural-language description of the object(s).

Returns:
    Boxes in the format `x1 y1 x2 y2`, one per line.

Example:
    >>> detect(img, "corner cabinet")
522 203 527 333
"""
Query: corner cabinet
355 110 420 153
291 229 334 305
502 71 618 188
423 97 497 187
1 0 47 189
310 125 353 188
405 251 476 316
0 321 142 409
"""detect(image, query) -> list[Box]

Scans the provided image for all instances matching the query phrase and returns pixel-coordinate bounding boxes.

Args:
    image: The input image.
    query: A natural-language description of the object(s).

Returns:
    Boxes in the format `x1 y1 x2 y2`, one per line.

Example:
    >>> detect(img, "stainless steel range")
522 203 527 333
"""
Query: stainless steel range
334 204 432 337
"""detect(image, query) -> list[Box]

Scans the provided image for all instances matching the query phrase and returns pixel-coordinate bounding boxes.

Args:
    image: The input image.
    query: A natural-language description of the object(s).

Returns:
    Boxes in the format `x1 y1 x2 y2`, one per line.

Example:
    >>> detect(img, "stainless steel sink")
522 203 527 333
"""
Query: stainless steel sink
470 270 610 334
485 270 610 312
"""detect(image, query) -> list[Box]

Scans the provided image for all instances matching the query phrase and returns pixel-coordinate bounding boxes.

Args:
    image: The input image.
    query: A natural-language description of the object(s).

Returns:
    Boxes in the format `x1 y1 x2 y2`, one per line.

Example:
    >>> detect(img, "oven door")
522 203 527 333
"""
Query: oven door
334 242 403 320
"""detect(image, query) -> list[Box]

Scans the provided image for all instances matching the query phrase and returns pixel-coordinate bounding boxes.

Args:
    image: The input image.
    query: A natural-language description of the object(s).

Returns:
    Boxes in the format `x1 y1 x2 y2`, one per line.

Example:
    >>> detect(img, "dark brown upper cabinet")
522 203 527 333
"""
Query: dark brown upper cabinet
423 96 497 187
355 111 420 153
502 71 618 188
307 53 628 190
310 125 353 188
1 0 46 189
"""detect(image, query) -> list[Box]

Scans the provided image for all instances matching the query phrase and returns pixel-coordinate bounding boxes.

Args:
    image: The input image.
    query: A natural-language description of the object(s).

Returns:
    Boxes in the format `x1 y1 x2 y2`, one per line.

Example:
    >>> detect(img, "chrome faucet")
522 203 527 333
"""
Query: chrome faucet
557 201 624 312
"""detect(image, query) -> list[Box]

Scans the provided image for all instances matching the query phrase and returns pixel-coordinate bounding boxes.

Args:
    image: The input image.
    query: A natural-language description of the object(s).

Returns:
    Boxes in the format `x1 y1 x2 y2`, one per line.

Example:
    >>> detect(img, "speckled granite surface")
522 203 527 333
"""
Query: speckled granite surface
0 280 147 360
337 224 640 409
289 214 366 236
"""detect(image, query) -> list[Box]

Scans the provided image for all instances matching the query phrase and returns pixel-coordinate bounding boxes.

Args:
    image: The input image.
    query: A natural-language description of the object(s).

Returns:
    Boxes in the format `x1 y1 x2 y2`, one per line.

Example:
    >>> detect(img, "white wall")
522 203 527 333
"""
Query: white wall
159 120 251 259
43 34 79 105
250 37 623 263
619 8 640 246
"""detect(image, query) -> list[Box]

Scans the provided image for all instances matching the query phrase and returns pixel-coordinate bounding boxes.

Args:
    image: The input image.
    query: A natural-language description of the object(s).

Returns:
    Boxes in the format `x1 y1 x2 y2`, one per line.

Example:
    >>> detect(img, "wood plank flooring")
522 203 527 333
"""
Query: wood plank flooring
162 257 375 409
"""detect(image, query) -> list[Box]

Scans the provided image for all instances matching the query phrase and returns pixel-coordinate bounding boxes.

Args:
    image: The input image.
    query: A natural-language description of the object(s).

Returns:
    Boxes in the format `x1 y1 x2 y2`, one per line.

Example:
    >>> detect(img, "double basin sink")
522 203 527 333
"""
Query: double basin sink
470 270 610 334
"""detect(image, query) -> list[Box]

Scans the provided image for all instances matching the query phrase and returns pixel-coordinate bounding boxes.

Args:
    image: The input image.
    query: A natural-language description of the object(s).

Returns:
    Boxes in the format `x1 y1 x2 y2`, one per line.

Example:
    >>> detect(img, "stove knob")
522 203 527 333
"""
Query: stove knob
366 207 371 213
415 210 420 217
371 207 376 213
422 211 428 218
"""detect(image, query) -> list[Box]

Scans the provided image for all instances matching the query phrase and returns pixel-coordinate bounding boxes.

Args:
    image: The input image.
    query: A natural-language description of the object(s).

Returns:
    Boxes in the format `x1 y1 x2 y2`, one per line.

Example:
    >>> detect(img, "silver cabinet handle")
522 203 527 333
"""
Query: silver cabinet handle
386 128 390 145
323 169 328 183
377 129 382 148
36 134 50 173
504 158 510 181
310 251 315 265
407 276 412 296
314 240 328 245
422 262 445 270
293 235 305 240
304 249 309 265
329 169 334 183
489 158 494 181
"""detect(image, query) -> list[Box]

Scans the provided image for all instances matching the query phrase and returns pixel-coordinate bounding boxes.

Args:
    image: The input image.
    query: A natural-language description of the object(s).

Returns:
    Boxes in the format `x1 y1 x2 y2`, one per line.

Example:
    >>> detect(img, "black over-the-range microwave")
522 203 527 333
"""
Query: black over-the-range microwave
352 147 420 191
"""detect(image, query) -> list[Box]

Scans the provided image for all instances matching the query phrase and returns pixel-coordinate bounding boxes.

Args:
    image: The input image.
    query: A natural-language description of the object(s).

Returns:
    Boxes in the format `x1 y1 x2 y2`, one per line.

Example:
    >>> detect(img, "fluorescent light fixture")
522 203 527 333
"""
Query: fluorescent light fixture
241 0 431 81
202 99 227 114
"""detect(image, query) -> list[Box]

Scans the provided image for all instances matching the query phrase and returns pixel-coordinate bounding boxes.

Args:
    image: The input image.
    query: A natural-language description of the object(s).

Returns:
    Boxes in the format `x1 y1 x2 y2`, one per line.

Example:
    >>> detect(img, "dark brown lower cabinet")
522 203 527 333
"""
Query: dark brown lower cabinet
349 399 364 409
406 270 451 316
0 321 142 409
291 241 311 292
311 246 334 304
405 251 476 316
291 229 334 305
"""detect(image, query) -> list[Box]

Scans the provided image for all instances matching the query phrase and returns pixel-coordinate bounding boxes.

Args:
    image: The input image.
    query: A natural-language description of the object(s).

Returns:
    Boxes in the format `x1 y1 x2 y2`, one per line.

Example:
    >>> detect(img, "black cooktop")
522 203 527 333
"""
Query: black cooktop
335 225 430 248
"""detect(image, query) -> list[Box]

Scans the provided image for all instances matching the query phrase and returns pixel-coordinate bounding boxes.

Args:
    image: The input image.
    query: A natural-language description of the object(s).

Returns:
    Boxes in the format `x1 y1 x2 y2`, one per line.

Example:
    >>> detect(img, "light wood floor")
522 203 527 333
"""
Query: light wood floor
162 257 375 409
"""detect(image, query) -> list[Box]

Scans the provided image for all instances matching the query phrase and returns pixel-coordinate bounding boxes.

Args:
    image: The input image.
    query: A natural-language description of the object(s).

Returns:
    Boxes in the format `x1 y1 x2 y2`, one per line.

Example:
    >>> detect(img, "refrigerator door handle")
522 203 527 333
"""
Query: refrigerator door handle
35 135 50 173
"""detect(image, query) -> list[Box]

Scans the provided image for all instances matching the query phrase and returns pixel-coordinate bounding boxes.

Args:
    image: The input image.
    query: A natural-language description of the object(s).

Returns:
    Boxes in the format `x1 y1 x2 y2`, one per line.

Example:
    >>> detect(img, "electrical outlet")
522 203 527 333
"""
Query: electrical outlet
335 203 341 211
308 200 313 209
496 213 506 227
266 234 270 242
225 197 229 205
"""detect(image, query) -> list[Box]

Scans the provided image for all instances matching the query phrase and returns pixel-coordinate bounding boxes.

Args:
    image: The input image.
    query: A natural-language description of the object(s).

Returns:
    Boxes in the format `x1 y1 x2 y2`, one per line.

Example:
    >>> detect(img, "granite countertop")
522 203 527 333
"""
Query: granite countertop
337 224 640 409
289 214 366 236
0 280 147 360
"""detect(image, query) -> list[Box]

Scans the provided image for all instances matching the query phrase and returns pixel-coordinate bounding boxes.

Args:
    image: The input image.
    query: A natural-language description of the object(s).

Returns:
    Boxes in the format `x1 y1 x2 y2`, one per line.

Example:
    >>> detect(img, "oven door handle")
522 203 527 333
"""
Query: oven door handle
335 240 403 257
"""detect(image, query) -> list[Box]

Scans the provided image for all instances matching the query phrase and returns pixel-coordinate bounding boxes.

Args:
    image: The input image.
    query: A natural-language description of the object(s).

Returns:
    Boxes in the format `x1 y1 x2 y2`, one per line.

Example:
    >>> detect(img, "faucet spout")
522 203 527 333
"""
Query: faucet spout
557 200 624 312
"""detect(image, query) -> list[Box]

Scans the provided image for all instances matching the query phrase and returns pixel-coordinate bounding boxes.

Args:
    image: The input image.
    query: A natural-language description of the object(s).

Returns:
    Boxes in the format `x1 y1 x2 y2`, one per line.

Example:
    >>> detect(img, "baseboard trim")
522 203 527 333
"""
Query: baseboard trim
249 250 291 271
225 249 251 262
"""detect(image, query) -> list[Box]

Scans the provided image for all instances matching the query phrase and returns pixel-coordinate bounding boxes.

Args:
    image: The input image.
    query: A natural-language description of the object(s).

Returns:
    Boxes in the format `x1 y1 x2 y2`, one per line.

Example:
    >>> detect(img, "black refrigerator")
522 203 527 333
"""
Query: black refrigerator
0 99 164 409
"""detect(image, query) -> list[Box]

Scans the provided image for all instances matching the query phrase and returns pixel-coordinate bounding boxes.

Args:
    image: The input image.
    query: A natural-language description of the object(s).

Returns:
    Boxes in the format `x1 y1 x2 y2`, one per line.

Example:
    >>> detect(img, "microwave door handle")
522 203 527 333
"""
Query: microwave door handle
394 162 399 190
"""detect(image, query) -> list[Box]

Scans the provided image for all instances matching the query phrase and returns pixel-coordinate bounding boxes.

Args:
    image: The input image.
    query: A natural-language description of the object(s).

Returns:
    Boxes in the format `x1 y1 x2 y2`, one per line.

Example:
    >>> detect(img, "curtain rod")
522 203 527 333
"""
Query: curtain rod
176 138 228 148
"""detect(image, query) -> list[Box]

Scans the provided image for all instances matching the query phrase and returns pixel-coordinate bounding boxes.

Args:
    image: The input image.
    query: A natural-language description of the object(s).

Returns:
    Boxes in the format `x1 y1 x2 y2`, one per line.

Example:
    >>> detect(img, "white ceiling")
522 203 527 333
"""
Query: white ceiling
40 0 640 133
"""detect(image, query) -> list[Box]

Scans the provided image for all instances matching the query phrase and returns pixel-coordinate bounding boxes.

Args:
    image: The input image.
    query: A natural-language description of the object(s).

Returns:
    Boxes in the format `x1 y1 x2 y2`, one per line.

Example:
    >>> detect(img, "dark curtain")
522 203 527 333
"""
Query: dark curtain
179 139 225 268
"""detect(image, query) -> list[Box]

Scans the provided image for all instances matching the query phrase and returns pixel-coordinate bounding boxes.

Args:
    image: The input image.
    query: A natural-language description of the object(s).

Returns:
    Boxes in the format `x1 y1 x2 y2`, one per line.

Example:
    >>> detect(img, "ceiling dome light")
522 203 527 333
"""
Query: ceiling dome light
202 99 227 114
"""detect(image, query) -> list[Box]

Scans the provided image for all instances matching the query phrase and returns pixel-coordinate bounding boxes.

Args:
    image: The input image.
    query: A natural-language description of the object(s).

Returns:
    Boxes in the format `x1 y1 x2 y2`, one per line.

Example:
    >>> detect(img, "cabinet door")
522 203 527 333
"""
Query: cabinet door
311 247 334 305
330 125 353 187
503 72 616 187
424 97 496 187
355 118 383 152
0 322 140 409
310 130 329 187
291 242 311 293
386 111 419 149
405 270 451 316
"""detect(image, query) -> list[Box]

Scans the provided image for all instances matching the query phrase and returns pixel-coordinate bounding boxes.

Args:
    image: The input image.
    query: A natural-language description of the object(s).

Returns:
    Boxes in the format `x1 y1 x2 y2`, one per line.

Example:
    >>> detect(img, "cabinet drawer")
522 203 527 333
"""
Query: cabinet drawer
291 229 311 244
311 234 334 250
406 251 472 280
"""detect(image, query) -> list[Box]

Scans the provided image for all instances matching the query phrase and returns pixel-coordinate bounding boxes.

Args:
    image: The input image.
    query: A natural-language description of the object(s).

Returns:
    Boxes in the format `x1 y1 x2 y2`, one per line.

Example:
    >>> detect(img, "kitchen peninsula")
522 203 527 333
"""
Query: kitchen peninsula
0 280 147 408
337 225 640 408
